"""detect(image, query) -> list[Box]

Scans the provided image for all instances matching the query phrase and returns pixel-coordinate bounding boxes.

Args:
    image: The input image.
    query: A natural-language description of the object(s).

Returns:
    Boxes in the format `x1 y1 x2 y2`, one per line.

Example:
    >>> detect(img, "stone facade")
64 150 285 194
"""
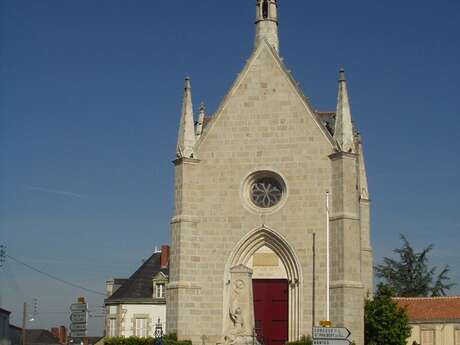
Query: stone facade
167 2 372 345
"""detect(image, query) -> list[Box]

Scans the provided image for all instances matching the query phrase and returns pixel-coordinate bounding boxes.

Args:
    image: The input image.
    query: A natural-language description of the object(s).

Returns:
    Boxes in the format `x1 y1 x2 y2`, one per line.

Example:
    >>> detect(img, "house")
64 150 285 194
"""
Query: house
105 246 169 337
50 326 67 345
24 330 61 345
0 308 21 345
395 296 460 345
8 326 21 345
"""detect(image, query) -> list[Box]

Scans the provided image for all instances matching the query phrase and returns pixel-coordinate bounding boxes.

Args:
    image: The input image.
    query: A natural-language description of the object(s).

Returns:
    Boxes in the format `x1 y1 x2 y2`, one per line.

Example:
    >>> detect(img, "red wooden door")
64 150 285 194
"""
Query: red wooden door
253 279 289 345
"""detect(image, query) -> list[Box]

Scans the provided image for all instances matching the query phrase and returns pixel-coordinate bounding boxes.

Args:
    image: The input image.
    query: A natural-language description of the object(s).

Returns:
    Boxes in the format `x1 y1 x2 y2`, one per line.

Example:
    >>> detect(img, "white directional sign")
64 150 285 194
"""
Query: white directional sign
313 340 350 345
70 303 87 312
70 331 86 338
70 323 87 332
70 312 87 323
312 327 351 340
70 302 88 338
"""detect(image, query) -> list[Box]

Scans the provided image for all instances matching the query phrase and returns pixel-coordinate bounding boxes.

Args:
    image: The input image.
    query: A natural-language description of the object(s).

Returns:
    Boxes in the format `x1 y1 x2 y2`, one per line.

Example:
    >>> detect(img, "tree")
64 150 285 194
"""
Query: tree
375 235 455 297
365 284 411 345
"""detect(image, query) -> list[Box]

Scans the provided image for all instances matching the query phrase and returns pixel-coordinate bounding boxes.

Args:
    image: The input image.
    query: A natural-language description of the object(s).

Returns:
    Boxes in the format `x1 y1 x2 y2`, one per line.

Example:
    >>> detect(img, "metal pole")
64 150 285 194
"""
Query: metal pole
312 232 316 326
22 302 27 345
326 192 330 322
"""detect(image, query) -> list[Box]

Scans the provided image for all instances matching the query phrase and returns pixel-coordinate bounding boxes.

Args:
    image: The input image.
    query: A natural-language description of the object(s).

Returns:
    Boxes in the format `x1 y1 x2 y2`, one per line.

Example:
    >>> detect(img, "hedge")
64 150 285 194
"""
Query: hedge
104 334 192 345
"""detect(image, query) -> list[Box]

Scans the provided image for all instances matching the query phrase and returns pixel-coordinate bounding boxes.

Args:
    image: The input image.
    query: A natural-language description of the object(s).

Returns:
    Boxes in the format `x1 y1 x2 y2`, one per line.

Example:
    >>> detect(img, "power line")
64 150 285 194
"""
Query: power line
5 254 106 296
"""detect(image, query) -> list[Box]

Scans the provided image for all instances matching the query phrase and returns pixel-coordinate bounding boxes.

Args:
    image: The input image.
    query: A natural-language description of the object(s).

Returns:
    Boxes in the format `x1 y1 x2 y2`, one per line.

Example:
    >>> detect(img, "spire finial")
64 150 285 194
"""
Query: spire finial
176 77 196 159
339 68 346 82
255 0 279 53
334 68 356 153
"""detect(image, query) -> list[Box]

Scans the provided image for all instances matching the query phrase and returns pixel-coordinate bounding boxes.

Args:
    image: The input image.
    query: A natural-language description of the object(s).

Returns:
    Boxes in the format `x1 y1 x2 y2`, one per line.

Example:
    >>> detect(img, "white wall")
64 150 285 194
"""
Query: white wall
106 304 166 337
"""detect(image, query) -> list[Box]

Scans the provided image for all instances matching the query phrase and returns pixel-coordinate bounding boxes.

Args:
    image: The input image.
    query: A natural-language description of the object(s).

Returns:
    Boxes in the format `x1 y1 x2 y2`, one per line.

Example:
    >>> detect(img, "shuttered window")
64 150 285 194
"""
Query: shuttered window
135 318 148 337
421 330 435 345
455 329 460 345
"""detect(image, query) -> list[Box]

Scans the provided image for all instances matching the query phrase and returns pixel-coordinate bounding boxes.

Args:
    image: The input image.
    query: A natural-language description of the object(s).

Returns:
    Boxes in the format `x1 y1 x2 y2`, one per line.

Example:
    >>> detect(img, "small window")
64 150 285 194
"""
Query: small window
135 318 148 338
421 330 435 345
156 283 165 298
108 318 117 337
455 330 460 345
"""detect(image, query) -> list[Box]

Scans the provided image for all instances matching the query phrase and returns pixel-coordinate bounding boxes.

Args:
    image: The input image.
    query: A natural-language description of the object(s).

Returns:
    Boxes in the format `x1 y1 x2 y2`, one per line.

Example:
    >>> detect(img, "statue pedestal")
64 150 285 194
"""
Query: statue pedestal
223 265 261 345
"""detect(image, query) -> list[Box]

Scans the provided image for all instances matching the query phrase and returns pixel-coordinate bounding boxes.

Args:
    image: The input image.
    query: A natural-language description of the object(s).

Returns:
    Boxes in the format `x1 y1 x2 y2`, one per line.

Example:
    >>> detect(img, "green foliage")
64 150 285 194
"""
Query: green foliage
104 334 192 345
286 335 312 345
375 235 455 297
364 284 411 345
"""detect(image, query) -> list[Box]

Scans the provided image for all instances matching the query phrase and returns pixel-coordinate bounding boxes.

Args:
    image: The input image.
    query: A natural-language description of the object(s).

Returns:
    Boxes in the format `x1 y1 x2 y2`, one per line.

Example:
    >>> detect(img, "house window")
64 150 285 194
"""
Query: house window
421 330 435 345
108 318 117 337
455 330 460 345
135 318 148 338
156 283 165 298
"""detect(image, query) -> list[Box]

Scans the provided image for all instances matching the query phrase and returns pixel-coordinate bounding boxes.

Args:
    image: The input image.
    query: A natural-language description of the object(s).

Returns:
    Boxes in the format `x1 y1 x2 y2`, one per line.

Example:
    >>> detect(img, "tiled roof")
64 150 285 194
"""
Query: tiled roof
105 252 168 303
394 296 460 322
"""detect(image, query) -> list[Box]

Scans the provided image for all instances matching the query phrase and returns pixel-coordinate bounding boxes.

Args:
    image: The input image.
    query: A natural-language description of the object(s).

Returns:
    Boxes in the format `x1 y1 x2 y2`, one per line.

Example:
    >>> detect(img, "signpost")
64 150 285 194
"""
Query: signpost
312 327 351 345
70 299 88 339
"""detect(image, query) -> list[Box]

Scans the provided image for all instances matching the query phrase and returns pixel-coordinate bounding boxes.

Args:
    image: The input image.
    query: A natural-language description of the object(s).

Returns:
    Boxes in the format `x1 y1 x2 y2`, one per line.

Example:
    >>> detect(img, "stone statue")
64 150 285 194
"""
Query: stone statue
223 265 260 345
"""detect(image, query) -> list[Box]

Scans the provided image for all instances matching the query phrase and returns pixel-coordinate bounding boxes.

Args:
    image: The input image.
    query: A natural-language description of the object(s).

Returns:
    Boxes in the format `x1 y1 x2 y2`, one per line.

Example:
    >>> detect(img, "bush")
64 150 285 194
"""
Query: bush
286 335 312 345
104 334 192 345
364 284 411 345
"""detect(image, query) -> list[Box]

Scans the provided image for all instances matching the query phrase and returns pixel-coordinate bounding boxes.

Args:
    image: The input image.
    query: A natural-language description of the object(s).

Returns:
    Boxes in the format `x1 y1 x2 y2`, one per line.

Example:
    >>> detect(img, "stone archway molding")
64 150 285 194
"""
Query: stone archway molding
223 225 303 341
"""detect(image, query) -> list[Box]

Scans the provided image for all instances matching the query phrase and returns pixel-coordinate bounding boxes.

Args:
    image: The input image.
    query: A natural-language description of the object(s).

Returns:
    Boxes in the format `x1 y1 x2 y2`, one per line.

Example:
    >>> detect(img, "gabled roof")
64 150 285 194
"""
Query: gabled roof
105 252 168 304
196 39 337 151
25 329 61 345
394 296 460 322
0 307 11 315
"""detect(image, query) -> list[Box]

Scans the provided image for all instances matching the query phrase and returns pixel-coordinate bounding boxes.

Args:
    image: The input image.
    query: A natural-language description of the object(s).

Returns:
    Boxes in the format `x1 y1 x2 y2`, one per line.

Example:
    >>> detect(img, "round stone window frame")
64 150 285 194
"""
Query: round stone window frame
241 169 288 214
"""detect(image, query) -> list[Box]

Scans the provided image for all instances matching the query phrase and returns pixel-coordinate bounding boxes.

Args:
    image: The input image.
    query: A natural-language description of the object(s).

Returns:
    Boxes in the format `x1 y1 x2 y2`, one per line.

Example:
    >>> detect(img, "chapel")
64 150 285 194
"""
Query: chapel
167 1 373 345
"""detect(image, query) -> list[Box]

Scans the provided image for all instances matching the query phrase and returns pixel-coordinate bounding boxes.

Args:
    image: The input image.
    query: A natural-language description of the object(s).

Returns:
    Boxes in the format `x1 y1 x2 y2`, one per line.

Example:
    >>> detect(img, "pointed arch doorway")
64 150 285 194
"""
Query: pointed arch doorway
224 226 303 344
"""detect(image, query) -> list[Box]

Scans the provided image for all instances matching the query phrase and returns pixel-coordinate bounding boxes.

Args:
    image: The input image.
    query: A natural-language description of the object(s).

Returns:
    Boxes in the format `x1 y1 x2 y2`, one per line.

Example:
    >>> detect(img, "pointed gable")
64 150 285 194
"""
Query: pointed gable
197 40 335 153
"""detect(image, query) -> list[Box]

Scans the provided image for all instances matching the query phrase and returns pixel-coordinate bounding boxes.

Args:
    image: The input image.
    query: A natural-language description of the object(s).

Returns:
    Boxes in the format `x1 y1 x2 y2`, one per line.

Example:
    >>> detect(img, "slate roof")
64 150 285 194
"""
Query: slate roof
0 307 11 315
25 329 61 345
105 252 168 304
394 296 460 322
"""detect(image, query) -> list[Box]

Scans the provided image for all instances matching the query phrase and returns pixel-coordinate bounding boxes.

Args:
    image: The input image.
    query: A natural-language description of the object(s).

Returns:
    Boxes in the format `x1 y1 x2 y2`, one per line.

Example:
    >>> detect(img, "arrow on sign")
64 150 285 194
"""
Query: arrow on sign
70 303 87 312
312 327 351 340
70 312 87 323
70 331 87 338
70 323 87 332
313 340 351 345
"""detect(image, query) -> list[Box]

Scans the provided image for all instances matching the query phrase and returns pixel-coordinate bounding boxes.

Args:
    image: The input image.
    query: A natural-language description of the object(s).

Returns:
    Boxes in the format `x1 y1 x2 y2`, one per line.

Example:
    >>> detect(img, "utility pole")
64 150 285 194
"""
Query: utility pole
22 302 27 345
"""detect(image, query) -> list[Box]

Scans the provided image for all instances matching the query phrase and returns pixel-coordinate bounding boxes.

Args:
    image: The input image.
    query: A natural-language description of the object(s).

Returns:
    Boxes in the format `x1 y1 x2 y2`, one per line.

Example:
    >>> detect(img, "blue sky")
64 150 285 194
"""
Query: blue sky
1 0 459 336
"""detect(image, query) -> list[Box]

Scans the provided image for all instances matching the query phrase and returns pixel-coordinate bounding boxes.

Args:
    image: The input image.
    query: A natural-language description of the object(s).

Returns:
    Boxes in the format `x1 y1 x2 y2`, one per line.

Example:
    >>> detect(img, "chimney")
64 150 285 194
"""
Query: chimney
51 326 66 344
59 326 67 344
160 245 170 268
51 328 59 339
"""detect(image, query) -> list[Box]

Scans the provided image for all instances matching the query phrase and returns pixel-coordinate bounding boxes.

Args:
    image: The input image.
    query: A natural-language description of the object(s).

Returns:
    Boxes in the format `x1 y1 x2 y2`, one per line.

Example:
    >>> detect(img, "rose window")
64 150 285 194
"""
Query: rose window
250 177 283 208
